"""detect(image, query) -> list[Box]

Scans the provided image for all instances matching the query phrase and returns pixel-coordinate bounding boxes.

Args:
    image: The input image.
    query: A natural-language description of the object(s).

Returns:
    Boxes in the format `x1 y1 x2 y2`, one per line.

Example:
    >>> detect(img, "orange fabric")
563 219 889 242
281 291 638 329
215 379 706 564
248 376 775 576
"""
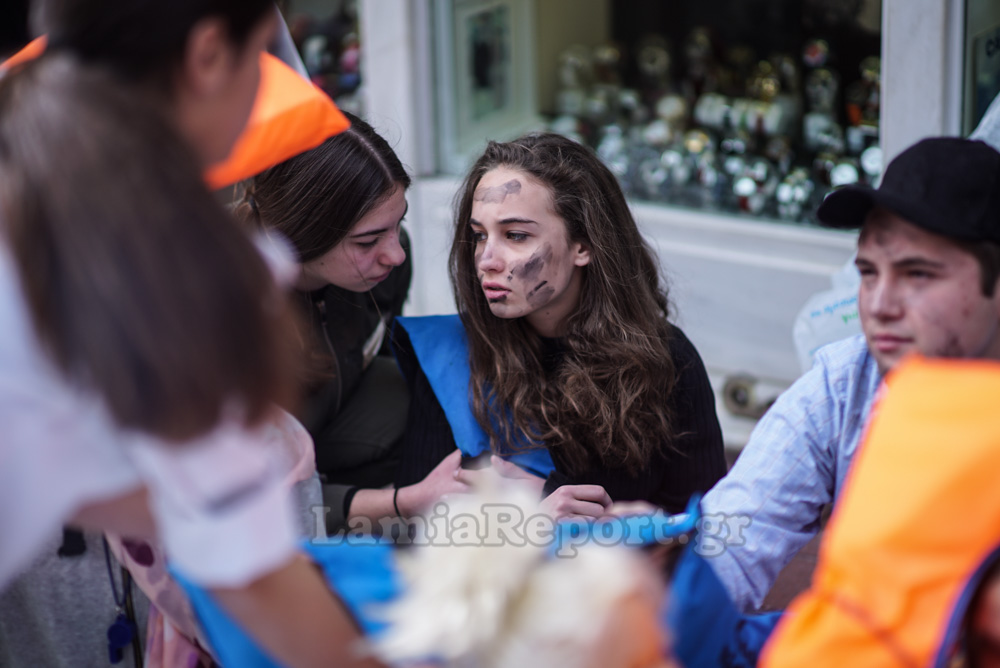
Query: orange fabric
761 357 1000 668
1 41 348 189
205 53 349 188
0 36 46 70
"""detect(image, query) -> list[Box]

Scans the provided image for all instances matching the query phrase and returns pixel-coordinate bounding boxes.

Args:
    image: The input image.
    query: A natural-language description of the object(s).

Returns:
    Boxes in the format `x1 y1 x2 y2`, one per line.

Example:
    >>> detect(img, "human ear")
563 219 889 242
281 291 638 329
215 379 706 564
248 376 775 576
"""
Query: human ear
179 18 234 97
573 241 592 267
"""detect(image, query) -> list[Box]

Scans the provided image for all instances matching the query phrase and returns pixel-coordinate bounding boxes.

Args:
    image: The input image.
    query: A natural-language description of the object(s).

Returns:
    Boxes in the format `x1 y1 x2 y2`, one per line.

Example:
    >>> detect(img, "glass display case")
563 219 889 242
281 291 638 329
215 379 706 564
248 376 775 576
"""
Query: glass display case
555 1 882 227
430 0 884 228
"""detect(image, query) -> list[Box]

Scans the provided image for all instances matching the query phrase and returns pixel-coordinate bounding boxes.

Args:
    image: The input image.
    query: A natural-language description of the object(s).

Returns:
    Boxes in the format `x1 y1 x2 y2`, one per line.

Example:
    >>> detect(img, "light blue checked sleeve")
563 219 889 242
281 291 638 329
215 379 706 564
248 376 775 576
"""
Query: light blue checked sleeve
701 334 882 612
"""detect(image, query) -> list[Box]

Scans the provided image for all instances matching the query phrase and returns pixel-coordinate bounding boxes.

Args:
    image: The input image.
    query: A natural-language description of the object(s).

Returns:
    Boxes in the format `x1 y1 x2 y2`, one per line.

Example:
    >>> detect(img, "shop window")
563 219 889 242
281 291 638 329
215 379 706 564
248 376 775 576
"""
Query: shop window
542 0 882 226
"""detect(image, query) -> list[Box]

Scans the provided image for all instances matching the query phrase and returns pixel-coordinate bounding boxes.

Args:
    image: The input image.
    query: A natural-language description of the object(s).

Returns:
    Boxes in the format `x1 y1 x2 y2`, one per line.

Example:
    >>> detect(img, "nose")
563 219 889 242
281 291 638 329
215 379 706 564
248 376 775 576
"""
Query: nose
476 239 505 275
864 276 903 321
380 231 406 268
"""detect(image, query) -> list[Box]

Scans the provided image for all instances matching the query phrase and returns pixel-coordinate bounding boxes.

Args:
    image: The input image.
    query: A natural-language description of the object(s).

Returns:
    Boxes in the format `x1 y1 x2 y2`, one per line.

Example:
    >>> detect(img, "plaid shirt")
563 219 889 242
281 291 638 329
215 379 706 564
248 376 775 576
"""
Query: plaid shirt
701 334 882 612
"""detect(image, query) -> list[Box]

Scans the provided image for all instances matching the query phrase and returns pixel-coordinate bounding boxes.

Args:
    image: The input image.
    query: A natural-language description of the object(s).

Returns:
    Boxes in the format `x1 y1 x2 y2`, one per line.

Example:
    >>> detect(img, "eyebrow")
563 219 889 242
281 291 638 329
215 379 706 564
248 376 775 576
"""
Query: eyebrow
893 257 947 269
349 203 409 239
469 217 539 226
855 256 947 270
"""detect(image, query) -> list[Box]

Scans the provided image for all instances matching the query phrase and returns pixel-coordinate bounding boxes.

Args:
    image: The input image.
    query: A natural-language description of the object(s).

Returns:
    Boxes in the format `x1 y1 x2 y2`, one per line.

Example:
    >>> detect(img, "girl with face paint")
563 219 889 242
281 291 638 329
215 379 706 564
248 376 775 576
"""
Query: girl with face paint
390 133 726 522
469 165 592 337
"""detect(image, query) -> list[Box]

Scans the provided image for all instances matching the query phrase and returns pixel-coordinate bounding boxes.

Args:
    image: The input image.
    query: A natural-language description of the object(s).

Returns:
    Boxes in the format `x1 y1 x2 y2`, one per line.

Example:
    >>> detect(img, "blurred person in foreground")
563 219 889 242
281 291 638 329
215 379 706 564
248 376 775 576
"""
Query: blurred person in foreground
0 1 383 666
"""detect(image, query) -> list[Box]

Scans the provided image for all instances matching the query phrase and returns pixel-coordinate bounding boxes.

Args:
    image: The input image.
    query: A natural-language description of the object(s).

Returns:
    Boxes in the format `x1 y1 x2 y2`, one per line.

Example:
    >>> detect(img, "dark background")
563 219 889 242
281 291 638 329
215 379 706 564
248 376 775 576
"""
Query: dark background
1 0 31 59
610 0 881 124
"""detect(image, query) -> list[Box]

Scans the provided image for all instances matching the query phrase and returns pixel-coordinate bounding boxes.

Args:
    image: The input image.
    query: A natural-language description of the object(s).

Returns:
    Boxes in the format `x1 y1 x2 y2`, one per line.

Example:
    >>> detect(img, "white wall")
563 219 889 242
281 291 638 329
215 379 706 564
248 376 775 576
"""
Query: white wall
358 0 425 175
881 0 963 161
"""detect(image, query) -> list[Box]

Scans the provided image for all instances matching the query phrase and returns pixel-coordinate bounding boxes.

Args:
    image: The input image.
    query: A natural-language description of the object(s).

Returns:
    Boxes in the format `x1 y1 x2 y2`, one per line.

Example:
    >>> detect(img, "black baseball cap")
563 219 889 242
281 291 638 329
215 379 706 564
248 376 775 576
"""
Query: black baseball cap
817 137 1000 243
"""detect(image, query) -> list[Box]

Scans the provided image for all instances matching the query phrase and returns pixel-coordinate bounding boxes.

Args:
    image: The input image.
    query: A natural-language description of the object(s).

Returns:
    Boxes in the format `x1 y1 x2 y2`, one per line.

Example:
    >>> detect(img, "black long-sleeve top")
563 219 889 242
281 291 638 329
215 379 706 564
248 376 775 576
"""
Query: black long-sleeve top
297 229 412 454
393 322 726 514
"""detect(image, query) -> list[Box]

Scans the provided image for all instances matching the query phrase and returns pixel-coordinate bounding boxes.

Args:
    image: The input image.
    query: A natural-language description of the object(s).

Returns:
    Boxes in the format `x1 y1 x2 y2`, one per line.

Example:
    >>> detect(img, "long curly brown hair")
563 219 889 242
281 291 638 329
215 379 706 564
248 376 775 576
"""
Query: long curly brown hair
450 133 678 475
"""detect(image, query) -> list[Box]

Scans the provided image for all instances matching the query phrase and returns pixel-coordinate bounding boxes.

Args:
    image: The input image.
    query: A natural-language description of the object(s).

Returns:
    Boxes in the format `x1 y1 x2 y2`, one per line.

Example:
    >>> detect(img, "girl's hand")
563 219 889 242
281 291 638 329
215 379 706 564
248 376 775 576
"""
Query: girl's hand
540 484 612 521
396 450 470 516
454 458 612 521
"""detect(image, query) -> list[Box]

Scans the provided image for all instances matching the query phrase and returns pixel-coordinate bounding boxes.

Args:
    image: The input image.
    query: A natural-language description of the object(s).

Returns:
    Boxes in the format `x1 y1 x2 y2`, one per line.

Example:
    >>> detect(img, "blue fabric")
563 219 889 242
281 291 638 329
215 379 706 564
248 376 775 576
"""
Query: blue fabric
303 540 401 636
395 315 555 478
700 334 881 612
174 540 400 667
548 494 702 557
666 544 783 668
542 497 781 667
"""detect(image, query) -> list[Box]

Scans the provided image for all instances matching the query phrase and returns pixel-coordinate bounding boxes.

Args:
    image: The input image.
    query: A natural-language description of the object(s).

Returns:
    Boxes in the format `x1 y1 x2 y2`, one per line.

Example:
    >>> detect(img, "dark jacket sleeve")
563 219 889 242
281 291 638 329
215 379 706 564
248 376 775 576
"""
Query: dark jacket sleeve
301 227 413 437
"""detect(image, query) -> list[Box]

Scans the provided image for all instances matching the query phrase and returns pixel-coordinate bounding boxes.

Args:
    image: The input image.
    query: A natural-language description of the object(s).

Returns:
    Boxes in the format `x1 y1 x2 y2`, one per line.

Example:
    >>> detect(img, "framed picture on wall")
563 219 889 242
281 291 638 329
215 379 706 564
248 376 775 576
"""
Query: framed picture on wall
968 24 1000 134
433 0 542 174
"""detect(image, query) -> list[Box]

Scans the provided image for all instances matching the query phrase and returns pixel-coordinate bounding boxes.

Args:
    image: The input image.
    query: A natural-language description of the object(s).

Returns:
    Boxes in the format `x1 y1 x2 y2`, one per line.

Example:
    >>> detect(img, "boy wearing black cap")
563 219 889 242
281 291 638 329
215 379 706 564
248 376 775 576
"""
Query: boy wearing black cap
701 137 1000 612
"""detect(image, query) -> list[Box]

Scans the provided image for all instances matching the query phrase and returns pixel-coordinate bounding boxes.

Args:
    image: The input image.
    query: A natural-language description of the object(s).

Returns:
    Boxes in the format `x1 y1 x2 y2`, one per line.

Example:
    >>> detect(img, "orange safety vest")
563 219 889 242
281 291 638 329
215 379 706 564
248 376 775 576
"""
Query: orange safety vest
761 356 1000 668
1 37 348 188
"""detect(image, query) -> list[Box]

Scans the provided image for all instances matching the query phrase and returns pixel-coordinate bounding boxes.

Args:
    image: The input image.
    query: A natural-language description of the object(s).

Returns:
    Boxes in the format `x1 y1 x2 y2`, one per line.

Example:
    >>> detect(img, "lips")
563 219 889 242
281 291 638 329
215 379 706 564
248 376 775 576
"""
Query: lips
369 270 392 284
870 334 912 354
482 281 511 301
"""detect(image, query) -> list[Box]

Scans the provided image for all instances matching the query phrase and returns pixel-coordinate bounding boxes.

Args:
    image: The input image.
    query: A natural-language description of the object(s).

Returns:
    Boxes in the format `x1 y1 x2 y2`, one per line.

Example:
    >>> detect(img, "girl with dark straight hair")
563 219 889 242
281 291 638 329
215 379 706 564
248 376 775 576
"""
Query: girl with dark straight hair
392 133 726 518
0 1 383 666
240 112 470 530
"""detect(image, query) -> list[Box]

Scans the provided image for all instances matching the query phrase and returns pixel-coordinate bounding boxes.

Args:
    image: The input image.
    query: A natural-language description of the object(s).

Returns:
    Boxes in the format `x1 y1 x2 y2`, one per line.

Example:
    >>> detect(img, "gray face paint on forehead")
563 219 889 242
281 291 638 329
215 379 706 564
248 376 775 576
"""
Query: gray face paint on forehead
474 179 522 204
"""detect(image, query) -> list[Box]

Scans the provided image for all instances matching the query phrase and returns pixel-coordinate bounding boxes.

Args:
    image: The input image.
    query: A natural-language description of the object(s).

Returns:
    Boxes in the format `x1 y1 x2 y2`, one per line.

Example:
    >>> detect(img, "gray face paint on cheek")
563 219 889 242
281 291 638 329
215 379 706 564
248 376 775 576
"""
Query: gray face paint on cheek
527 284 555 306
507 244 556 307
527 281 548 297
474 179 522 204
513 244 553 282
509 244 556 306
